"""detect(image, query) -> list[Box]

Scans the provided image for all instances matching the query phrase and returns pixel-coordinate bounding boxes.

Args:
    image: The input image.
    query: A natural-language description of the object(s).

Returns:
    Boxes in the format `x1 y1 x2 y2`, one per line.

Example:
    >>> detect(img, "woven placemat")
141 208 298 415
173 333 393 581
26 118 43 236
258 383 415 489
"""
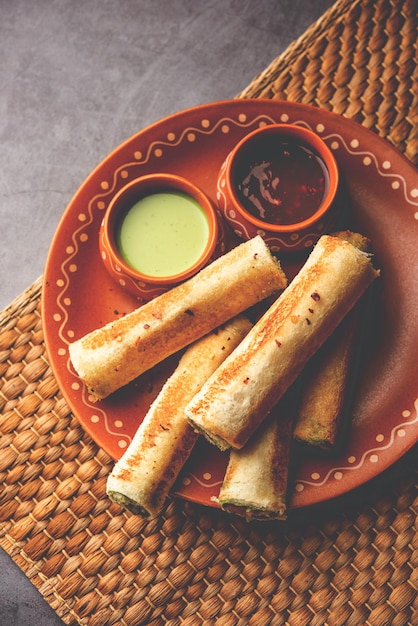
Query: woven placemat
0 277 416 626
238 0 417 166
0 0 417 624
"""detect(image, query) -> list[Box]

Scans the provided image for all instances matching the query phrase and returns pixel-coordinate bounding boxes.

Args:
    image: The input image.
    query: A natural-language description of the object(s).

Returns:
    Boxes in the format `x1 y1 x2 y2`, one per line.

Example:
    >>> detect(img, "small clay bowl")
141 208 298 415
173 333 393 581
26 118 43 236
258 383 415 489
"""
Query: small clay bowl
217 123 339 254
100 173 222 301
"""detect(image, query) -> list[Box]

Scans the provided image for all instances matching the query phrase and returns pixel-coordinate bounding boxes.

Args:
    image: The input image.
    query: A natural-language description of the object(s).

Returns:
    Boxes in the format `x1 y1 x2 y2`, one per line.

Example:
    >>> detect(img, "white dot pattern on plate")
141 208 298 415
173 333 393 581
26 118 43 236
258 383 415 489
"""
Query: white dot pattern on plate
45 104 418 510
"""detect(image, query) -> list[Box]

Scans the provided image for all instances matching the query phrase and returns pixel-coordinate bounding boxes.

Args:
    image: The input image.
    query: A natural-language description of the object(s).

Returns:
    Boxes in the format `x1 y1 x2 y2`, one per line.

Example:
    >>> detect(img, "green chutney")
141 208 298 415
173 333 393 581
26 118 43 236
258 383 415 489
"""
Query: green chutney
116 191 210 277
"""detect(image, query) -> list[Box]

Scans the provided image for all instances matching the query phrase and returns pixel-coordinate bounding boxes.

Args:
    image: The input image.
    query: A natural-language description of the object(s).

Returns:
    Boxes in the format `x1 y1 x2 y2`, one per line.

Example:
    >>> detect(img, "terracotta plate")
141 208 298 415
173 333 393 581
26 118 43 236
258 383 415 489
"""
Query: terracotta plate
42 100 418 509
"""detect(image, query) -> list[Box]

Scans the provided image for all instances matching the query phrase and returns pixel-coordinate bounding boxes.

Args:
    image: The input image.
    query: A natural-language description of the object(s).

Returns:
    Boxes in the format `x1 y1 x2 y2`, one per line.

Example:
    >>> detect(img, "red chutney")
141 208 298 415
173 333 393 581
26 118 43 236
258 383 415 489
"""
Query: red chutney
235 140 329 225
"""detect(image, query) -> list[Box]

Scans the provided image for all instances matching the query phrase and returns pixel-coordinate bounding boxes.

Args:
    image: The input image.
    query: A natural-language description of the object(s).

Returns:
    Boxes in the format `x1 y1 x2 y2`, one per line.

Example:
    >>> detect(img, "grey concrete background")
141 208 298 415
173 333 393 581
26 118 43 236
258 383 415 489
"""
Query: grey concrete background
0 1 335 624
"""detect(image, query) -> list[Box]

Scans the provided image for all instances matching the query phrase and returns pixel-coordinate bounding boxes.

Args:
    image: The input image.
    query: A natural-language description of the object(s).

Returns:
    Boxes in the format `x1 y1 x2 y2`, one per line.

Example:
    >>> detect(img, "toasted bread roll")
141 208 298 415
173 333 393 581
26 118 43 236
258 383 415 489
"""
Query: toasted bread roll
107 316 252 518
218 385 297 521
69 236 287 400
293 308 360 449
293 231 371 449
186 235 379 451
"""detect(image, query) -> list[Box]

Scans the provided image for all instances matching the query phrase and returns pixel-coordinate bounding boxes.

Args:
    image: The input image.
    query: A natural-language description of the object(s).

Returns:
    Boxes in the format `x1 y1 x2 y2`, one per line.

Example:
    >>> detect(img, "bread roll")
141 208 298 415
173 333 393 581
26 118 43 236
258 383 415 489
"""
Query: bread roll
69 235 287 400
186 235 379 450
293 231 372 449
217 385 297 521
106 316 252 518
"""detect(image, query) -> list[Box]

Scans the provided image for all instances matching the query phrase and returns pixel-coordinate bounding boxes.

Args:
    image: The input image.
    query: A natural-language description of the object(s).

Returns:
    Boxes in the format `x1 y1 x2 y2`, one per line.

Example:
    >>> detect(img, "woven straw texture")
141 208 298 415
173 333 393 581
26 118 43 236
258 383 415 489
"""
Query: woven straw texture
238 0 418 166
0 0 417 624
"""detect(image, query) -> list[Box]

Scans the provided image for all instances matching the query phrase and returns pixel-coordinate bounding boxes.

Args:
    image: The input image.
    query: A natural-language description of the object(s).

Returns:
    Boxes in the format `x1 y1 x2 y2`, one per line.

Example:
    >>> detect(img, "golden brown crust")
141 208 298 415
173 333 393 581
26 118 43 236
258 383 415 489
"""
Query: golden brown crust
293 307 359 448
331 230 371 252
218 387 296 521
294 230 371 450
185 235 379 450
69 236 286 400
106 316 253 518
293 231 372 449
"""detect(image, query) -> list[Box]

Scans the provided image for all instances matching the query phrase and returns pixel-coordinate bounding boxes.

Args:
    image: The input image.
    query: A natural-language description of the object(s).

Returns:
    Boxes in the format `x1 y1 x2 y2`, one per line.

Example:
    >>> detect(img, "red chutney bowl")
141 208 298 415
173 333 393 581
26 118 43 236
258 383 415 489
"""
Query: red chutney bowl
99 173 227 301
217 123 339 254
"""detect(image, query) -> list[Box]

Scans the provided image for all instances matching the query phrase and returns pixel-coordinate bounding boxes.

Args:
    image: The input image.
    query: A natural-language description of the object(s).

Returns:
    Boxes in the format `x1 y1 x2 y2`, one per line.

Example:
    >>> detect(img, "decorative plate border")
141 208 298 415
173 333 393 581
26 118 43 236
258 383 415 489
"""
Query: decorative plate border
43 101 418 508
